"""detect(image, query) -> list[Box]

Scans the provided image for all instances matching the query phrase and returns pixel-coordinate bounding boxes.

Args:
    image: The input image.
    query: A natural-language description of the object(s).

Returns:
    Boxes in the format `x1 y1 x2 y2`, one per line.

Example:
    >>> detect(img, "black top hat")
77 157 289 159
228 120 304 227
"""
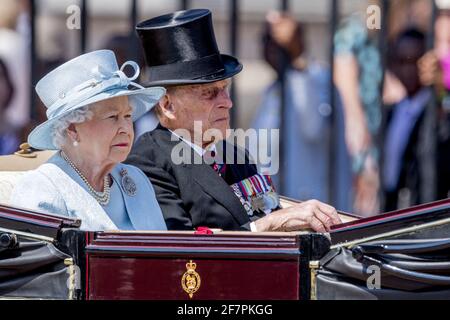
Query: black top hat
136 9 243 87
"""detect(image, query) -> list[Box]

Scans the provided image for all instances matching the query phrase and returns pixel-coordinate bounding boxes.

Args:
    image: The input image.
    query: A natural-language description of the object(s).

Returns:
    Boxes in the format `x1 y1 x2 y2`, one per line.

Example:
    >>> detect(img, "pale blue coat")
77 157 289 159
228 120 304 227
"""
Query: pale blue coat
10 152 167 231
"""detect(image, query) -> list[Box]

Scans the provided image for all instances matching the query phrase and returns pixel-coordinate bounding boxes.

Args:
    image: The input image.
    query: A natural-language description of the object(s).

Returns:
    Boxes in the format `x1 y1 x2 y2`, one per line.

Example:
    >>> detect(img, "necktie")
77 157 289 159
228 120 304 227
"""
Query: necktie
205 150 227 177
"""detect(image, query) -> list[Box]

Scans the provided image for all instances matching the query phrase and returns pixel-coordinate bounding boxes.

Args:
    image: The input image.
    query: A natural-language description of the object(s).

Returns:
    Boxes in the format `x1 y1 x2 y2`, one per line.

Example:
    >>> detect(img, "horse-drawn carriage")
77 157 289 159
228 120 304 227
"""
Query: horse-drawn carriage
1 147 450 300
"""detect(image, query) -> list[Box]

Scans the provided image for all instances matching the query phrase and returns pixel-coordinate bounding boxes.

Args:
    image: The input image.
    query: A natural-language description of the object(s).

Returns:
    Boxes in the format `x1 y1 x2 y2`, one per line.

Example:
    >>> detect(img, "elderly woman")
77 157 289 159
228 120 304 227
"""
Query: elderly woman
10 50 167 231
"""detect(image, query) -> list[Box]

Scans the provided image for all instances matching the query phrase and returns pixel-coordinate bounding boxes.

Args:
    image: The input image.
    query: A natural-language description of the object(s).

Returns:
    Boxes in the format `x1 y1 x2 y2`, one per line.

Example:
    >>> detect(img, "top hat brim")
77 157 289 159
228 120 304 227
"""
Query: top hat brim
143 54 243 87
28 86 165 150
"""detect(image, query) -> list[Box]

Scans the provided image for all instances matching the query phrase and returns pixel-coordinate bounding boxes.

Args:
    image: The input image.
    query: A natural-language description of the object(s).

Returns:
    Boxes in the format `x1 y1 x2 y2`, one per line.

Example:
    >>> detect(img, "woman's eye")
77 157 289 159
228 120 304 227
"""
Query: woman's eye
125 114 132 118
108 115 118 120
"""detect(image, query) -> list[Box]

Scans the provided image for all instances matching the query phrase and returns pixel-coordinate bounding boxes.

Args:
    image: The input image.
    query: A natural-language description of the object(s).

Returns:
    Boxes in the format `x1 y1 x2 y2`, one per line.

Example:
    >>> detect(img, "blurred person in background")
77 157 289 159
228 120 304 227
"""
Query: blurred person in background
0 0 30 154
383 29 430 211
0 57 17 155
388 0 432 41
334 0 436 215
418 8 450 200
252 11 351 211
333 2 383 216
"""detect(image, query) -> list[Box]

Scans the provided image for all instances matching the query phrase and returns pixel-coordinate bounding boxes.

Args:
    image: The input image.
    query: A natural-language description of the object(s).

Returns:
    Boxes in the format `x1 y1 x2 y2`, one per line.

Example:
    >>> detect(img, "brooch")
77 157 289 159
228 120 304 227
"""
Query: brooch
120 168 137 197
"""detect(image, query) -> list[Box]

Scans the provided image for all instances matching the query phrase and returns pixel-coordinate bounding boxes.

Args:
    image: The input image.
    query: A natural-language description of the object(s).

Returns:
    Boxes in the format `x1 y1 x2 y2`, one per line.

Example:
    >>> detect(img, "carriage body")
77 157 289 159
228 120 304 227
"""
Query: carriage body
1 198 450 300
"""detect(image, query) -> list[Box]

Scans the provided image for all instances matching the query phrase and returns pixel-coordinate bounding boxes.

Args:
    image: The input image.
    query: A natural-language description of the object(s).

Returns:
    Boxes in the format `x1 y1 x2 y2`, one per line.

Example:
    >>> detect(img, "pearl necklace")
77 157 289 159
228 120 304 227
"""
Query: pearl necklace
61 151 111 206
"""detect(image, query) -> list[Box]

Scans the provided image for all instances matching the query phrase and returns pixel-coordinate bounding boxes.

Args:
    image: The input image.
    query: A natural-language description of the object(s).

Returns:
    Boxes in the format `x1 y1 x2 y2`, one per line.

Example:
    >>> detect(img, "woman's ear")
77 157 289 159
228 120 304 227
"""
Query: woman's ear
66 123 79 143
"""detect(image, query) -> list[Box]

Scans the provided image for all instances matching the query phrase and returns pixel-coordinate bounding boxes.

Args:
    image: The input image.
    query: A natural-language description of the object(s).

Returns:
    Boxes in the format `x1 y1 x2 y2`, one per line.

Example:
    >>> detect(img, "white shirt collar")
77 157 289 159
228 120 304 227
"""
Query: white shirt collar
169 129 217 156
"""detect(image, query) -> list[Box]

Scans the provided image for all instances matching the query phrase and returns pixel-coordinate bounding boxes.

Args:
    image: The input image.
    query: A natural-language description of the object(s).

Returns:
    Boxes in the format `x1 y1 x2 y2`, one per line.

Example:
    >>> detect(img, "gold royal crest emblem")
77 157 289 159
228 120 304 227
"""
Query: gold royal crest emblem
181 260 201 298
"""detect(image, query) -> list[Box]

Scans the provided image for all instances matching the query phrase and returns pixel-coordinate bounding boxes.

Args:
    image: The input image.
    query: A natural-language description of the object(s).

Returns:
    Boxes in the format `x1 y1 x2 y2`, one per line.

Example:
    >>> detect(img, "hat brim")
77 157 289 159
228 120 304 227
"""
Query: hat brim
143 54 243 87
28 86 165 150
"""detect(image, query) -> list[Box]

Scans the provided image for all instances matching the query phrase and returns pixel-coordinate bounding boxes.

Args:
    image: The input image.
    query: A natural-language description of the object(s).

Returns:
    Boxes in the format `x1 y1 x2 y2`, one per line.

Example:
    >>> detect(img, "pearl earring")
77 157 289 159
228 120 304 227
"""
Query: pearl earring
73 140 79 147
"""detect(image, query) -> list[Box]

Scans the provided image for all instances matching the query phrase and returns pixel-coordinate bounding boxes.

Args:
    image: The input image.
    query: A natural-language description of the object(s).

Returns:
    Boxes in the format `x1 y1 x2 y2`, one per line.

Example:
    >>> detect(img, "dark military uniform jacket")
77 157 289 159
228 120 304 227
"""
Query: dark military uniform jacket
126 124 265 231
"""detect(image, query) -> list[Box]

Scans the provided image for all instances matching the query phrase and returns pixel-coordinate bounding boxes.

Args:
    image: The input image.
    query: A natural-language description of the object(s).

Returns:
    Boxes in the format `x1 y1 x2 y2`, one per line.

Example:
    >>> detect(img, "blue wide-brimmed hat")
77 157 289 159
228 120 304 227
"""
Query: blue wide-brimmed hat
28 50 166 150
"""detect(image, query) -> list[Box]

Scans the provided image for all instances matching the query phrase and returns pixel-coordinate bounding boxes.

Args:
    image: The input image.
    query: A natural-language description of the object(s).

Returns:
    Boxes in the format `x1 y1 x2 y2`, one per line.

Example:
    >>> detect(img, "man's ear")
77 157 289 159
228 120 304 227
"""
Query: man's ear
159 94 176 120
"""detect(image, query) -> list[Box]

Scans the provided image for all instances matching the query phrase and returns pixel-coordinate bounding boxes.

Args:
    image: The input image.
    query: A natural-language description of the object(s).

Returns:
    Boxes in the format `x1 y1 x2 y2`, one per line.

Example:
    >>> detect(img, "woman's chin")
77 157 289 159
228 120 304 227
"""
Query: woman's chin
110 148 131 163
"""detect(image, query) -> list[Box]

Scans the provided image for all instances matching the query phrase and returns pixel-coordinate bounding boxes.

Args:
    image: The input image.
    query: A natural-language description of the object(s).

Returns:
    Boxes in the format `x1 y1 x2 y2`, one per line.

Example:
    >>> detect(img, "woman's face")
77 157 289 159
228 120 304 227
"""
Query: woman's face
72 96 134 166
435 15 450 60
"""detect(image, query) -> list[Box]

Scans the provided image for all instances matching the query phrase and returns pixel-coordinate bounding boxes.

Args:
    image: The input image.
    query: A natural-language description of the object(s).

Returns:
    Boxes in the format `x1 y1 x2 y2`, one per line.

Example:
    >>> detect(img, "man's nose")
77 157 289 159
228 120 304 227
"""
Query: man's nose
218 89 233 109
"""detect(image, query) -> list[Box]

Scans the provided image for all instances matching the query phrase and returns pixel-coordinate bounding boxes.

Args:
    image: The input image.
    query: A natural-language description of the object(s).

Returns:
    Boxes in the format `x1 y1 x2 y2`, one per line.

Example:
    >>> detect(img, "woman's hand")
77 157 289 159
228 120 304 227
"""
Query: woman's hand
254 199 342 232
418 51 442 87
353 156 380 216
345 114 372 157
334 54 372 157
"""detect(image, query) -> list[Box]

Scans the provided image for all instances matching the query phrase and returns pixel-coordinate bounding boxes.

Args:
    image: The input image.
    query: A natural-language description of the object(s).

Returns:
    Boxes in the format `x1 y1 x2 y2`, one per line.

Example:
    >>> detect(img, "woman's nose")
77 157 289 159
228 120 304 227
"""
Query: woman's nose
118 117 133 133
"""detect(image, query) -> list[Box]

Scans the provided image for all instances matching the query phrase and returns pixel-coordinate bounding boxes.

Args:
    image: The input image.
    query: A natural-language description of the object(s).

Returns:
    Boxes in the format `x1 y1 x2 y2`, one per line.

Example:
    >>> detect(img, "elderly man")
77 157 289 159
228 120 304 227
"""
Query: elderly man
127 9 341 232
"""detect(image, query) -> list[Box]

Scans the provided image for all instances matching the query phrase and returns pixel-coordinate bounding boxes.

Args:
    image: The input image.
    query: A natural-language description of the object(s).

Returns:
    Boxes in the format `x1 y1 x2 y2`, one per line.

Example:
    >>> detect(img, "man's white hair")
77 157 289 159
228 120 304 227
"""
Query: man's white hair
52 105 94 149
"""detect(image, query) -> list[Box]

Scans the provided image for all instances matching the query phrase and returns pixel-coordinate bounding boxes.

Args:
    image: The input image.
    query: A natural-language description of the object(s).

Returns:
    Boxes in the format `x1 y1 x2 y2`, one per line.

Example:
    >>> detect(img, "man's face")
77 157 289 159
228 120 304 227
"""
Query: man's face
391 37 425 96
167 79 232 146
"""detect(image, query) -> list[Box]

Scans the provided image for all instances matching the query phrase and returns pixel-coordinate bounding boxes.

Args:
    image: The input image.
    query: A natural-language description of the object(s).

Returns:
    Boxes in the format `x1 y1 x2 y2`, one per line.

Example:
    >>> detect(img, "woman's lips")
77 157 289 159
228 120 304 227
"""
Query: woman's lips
113 143 129 147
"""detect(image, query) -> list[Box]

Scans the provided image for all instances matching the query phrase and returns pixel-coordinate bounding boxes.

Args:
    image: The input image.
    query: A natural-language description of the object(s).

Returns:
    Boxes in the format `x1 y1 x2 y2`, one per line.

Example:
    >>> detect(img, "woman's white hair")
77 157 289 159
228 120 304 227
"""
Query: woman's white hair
52 105 94 149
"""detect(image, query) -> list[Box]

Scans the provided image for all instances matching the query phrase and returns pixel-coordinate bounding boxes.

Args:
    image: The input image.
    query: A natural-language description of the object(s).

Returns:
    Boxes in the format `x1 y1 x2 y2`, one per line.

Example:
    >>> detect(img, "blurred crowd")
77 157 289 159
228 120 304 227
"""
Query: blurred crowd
1 0 450 216
0 0 30 155
254 0 450 216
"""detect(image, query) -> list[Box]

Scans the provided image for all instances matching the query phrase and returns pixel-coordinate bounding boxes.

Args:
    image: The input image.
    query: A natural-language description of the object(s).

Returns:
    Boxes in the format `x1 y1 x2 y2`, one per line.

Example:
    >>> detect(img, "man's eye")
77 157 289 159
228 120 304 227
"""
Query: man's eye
108 115 118 119
204 89 218 99
125 114 132 118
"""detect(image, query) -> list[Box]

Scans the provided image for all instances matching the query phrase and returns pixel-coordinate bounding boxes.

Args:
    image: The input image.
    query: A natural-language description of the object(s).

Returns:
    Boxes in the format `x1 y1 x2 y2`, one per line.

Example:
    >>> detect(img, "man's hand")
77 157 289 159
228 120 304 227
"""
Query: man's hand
254 199 342 232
